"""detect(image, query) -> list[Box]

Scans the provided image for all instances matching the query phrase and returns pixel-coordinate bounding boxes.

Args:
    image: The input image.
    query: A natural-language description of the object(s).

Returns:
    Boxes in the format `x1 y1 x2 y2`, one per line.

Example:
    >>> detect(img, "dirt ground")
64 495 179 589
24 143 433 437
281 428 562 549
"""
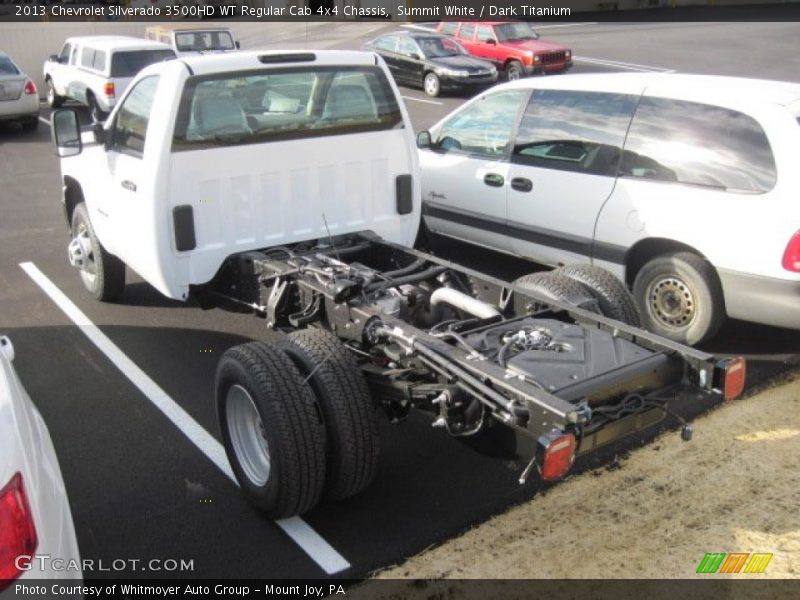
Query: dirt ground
368 368 800 584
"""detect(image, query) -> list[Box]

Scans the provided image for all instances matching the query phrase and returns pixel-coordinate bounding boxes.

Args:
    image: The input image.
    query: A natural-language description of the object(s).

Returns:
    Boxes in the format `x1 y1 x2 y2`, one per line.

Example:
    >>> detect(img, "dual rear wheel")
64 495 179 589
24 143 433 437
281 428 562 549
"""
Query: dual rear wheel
216 329 380 518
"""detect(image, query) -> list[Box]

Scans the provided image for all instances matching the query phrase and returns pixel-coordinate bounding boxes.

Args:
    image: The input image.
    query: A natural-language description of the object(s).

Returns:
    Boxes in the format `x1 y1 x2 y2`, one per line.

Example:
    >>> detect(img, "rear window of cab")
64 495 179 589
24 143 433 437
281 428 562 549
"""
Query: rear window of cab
172 66 403 151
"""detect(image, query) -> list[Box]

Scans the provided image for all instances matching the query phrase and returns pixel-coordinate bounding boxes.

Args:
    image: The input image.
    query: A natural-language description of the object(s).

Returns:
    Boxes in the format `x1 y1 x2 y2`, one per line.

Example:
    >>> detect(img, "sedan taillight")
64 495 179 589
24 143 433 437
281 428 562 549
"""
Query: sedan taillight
23 80 37 96
782 230 800 272
0 473 38 590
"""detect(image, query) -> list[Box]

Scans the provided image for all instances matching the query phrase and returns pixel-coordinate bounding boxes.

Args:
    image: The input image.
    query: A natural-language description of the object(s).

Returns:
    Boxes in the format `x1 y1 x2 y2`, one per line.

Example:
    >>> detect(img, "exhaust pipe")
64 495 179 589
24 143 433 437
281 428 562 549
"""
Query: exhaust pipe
430 287 501 320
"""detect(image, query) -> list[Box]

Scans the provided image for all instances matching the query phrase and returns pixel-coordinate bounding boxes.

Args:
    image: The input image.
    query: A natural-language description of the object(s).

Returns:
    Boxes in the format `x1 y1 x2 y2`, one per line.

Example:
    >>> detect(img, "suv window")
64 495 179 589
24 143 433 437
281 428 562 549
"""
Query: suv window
175 31 235 52
434 90 528 158
512 89 637 176
439 22 458 36
173 66 402 150
476 26 495 43
111 76 159 157
622 97 777 193
458 24 476 41
110 50 175 78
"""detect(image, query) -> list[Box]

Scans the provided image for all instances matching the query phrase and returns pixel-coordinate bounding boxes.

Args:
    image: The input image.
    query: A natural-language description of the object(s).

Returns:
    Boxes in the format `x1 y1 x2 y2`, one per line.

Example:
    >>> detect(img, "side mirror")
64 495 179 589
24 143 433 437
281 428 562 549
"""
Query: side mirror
235 41 241 49
416 131 432 149
51 109 82 158
486 39 497 45
48 54 60 63
410 53 422 61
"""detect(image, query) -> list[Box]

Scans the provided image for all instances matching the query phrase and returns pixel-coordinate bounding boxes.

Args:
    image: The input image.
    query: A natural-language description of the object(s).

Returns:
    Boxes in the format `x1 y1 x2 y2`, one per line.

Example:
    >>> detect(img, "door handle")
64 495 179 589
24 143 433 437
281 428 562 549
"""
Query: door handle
484 173 504 187
511 177 532 192
121 180 137 192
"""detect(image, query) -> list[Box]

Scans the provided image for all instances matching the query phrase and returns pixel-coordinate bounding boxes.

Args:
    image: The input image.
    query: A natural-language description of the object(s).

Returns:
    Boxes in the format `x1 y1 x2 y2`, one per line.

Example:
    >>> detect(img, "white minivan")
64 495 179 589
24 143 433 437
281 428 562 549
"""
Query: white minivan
418 73 800 344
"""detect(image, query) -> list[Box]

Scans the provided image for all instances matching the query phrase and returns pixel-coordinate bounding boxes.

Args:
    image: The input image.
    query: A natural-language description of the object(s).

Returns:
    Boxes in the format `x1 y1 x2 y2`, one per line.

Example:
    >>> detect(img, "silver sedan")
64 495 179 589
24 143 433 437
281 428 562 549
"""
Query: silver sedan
0 51 39 132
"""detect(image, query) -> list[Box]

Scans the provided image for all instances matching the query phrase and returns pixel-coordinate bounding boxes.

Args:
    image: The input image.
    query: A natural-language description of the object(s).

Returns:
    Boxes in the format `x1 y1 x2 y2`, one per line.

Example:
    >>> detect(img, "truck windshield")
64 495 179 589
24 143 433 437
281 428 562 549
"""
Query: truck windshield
175 31 235 52
110 50 176 78
172 66 403 150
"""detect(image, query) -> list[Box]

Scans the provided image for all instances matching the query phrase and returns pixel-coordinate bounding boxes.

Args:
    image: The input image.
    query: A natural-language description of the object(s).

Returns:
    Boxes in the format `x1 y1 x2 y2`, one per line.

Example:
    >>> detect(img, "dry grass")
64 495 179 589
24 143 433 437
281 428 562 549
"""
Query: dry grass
371 370 800 582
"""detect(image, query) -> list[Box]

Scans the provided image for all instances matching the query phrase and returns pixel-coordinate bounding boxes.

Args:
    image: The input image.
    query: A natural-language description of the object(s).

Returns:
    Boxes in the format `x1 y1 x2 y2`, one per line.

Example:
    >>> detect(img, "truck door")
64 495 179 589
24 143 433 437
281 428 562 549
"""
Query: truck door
419 88 528 253
505 88 640 267
95 75 161 279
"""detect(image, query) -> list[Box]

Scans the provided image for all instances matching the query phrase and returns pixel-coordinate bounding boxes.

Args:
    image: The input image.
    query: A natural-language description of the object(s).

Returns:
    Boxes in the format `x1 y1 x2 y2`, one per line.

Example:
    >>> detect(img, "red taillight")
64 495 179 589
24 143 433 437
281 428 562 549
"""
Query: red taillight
104 82 115 98
720 356 746 401
537 432 577 481
23 80 36 96
782 230 800 272
0 473 38 590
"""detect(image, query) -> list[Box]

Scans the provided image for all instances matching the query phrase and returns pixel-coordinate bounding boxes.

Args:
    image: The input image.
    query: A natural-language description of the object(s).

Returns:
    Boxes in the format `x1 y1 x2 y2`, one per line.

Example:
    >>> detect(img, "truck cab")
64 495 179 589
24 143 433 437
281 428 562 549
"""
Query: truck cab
145 26 240 56
52 50 420 302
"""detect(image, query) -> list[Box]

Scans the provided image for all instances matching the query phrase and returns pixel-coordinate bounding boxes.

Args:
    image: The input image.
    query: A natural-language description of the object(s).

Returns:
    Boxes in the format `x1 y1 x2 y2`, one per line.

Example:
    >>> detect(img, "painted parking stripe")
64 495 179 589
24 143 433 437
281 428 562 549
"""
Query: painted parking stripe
38 116 50 126
19 261 351 575
401 95 443 105
574 56 674 73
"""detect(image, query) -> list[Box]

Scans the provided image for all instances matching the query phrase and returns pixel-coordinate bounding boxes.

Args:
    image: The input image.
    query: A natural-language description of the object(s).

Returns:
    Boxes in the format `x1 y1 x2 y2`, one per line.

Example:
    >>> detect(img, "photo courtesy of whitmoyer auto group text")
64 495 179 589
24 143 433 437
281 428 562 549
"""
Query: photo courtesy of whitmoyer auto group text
0 0 798 598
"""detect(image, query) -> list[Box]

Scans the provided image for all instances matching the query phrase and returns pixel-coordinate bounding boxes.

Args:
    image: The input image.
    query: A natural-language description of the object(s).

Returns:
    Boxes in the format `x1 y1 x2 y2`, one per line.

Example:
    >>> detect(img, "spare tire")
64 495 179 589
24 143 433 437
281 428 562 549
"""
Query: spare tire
512 271 599 317
558 264 641 327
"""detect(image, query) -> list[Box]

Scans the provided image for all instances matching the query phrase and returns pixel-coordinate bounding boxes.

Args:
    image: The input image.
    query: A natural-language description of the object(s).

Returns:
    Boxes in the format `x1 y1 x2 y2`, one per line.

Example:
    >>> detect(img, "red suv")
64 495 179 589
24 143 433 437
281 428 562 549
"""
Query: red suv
436 21 572 80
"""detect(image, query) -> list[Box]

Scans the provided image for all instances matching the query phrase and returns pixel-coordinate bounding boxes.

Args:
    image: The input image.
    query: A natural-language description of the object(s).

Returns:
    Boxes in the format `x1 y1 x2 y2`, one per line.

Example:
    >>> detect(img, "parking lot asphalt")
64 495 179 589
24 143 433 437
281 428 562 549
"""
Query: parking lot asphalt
1 21 798 580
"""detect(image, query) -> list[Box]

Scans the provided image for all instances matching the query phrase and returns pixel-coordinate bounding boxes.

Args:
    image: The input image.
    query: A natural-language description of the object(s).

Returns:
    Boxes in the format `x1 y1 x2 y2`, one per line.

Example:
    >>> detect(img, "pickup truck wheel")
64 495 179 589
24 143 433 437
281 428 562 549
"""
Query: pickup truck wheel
558 265 642 327
506 60 525 81
512 272 600 317
216 342 326 518
276 329 379 501
423 72 441 97
633 252 725 345
70 204 125 302
46 79 63 108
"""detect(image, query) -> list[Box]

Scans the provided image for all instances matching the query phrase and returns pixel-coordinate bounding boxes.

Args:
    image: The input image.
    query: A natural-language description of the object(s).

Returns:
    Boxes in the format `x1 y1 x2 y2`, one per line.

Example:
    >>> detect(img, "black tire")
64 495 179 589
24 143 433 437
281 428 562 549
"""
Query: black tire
558 264 641 327
632 252 725 345
86 93 105 123
70 204 125 302
506 60 525 81
21 117 39 132
423 72 441 97
46 78 63 108
216 342 326 518
512 271 599 316
276 329 379 501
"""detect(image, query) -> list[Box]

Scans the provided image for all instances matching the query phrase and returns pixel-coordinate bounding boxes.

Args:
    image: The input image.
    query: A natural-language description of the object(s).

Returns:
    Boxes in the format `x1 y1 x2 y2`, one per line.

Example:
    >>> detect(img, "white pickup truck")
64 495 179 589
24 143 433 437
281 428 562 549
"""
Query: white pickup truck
50 50 745 518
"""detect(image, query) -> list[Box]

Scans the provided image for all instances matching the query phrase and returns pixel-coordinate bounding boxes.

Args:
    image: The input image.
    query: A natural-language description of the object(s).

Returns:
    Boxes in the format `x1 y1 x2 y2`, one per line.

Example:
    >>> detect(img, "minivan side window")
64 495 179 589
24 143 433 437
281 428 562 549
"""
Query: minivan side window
111 76 159 157
622 97 777 193
512 89 637 177
434 90 528 158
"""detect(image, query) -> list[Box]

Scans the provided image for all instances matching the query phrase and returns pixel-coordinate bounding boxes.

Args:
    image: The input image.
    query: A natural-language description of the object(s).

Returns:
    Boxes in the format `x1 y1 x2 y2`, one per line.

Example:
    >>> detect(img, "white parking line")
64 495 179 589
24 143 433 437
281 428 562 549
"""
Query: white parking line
574 56 674 73
38 116 50 126
401 95 443 105
19 261 351 576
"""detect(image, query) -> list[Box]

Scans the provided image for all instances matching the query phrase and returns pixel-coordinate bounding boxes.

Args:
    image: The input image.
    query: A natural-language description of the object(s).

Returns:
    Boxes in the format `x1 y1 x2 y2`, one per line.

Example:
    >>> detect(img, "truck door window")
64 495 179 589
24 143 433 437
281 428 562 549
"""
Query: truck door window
458 24 476 41
80 48 96 70
111 76 159 158
434 90 528 158
512 89 637 177
69 46 79 66
476 26 495 43
622 97 777 193
59 43 71 64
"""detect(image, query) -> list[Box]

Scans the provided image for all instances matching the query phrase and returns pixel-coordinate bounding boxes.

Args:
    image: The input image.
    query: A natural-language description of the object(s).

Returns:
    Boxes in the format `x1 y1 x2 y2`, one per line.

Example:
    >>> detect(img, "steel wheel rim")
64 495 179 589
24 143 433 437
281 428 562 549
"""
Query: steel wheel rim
648 276 696 330
424 75 438 96
226 384 271 487
76 225 97 285
508 67 521 81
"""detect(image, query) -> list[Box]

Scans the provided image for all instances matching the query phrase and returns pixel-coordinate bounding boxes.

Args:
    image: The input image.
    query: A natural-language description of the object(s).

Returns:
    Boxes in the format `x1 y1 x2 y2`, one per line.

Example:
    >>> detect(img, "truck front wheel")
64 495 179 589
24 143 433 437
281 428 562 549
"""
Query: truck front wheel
69 204 125 302
216 342 326 518
276 329 380 501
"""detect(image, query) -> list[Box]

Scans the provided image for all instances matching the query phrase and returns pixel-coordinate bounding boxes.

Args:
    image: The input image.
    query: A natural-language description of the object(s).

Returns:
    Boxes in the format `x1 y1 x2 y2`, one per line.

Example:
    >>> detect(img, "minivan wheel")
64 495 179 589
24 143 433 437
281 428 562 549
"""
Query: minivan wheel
423 72 441 97
633 252 725 345
506 60 524 81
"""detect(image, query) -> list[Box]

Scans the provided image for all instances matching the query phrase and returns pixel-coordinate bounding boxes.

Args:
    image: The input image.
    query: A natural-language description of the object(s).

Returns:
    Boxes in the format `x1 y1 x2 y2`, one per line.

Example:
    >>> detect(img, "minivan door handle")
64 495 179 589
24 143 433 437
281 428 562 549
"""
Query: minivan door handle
121 180 137 192
511 177 532 192
484 173 504 187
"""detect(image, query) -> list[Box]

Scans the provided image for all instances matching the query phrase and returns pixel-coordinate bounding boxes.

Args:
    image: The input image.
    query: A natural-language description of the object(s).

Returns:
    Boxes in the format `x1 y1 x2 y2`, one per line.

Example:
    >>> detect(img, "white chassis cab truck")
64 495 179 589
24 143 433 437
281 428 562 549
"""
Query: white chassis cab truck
51 50 746 518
